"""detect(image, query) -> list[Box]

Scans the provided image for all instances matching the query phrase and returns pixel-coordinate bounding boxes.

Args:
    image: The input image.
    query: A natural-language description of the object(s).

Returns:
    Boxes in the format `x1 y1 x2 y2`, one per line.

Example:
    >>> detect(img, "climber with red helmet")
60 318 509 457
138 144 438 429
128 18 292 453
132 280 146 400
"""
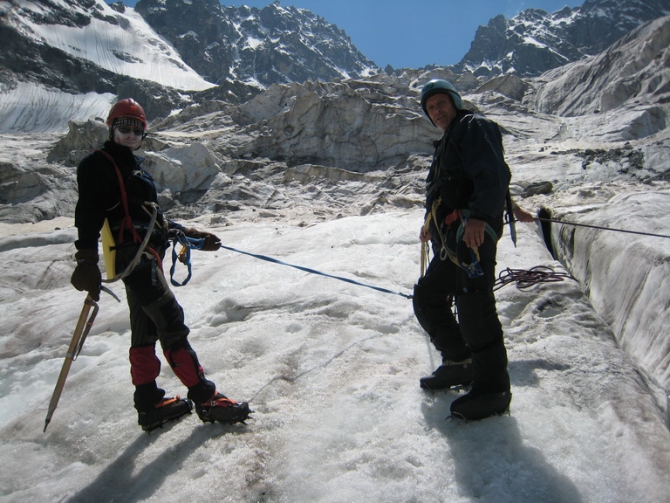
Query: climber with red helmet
413 79 515 421
70 98 251 431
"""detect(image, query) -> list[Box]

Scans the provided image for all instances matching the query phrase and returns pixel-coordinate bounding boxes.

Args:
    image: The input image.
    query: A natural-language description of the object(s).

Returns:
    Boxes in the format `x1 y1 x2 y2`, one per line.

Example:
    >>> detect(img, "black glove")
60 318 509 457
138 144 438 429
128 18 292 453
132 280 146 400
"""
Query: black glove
70 249 101 301
183 228 221 251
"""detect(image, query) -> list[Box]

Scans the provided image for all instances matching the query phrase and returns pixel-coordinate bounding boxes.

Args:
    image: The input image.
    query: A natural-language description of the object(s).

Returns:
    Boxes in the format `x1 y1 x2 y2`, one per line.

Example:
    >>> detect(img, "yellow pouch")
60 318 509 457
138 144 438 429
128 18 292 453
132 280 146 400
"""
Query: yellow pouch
100 219 116 280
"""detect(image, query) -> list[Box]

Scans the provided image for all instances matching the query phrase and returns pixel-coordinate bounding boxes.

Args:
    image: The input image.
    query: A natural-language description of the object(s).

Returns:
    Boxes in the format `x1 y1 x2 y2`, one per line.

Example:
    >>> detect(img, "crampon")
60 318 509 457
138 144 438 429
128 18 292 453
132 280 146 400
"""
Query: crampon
196 393 253 425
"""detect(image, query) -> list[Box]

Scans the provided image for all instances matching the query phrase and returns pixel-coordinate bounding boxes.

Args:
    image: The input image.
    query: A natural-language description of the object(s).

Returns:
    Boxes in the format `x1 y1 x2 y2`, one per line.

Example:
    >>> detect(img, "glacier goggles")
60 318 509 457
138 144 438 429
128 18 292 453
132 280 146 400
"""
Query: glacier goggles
116 125 145 136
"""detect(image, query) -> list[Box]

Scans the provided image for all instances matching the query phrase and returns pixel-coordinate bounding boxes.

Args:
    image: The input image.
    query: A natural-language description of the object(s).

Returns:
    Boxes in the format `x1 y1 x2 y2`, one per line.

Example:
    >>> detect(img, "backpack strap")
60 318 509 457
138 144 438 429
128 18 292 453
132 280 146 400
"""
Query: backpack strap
97 150 142 245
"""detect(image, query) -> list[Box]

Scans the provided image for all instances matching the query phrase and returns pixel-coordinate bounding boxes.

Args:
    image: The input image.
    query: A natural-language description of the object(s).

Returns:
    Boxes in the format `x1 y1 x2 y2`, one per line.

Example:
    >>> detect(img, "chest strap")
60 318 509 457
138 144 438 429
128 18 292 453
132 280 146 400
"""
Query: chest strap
97 150 142 245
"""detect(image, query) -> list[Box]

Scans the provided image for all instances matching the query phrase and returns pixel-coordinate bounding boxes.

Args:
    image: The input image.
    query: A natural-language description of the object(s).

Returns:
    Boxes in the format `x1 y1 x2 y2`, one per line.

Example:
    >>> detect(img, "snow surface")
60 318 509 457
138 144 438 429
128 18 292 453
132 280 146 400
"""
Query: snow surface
1 206 669 502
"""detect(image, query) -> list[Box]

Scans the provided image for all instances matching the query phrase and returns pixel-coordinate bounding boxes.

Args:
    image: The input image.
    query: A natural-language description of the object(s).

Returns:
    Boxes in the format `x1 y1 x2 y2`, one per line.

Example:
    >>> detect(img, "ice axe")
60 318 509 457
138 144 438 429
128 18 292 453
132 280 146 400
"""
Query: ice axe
43 287 119 432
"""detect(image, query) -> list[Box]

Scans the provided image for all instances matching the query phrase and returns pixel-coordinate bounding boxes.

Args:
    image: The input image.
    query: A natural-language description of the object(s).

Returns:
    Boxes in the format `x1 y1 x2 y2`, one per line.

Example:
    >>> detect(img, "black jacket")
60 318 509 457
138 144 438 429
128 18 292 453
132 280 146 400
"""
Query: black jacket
425 110 511 238
74 141 175 251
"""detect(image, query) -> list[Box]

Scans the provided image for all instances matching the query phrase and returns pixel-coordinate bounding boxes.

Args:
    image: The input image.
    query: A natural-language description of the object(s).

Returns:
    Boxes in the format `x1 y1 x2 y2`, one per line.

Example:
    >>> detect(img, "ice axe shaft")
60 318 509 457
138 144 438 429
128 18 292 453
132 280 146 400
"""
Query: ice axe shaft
43 295 99 432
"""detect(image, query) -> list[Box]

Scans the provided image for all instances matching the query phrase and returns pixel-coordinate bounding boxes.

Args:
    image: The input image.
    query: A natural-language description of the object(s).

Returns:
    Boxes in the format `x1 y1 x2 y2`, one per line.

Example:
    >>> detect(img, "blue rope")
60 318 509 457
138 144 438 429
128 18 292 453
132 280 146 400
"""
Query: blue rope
219 243 413 299
170 235 205 286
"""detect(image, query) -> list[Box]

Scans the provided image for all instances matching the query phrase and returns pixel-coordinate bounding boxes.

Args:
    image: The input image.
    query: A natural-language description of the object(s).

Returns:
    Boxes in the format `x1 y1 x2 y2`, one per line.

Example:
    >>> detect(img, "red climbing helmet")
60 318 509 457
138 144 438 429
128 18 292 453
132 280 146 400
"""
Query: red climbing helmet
106 98 147 129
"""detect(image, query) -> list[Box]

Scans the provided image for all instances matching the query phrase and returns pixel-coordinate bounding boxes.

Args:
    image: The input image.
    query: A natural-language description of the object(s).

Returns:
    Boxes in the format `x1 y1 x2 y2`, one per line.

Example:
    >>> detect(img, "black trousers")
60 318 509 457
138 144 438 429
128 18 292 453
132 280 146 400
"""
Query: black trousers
413 230 510 393
121 251 216 410
123 256 190 349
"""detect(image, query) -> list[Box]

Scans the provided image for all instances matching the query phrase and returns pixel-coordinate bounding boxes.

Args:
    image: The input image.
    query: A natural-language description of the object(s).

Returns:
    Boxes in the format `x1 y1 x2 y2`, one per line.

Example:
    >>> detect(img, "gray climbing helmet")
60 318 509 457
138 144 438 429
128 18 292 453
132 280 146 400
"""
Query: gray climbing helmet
420 79 463 118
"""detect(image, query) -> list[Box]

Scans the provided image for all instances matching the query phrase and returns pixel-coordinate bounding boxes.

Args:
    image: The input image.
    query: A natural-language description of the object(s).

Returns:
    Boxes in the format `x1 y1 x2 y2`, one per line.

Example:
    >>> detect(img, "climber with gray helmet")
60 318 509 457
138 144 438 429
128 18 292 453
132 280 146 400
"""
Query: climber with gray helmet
413 79 514 420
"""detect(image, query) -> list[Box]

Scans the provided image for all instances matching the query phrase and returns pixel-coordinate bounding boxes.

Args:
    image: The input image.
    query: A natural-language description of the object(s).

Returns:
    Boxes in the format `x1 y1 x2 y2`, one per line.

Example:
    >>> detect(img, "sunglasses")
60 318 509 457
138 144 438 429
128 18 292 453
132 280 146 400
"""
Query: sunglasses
116 126 145 136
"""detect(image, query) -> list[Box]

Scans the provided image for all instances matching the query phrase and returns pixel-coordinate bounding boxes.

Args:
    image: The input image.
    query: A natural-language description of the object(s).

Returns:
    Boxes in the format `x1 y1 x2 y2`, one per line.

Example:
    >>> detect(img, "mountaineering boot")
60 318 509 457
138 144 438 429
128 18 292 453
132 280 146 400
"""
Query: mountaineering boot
450 389 512 421
420 359 474 390
138 395 193 432
196 392 252 425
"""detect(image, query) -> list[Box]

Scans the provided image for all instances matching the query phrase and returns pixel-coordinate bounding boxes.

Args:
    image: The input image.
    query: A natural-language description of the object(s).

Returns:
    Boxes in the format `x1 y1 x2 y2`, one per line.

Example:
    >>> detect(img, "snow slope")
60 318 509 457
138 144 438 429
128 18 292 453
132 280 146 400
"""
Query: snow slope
6 0 213 92
0 83 115 133
0 0 215 133
0 210 669 502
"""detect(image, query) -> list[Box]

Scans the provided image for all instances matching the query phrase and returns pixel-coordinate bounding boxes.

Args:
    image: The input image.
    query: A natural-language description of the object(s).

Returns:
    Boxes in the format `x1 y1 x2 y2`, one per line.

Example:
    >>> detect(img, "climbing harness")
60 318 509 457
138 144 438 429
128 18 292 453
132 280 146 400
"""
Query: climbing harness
98 151 142 245
101 204 159 283
418 200 575 292
421 198 498 279
104 204 159 283
97 150 162 284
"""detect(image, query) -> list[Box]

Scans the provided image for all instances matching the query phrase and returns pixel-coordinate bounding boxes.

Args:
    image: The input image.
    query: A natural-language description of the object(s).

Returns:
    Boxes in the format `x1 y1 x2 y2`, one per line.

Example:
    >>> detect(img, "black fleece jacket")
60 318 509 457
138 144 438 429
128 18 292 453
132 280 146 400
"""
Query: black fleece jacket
425 109 511 231
74 141 178 251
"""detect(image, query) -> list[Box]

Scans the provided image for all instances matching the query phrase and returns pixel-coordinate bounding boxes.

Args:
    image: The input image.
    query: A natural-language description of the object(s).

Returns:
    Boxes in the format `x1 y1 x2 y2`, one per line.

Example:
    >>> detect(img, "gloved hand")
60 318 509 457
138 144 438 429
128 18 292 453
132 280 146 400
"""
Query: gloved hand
70 249 101 301
183 228 221 251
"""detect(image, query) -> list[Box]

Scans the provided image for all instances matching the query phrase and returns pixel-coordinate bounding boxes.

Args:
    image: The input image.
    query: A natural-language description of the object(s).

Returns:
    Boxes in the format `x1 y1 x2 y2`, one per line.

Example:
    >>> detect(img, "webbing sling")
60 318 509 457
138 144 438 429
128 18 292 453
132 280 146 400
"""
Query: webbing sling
169 234 205 286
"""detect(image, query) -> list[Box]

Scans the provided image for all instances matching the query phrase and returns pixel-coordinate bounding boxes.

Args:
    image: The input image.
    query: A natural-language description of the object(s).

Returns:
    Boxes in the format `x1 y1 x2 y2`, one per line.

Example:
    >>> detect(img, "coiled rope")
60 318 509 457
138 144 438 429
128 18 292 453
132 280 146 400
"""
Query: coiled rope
493 266 572 291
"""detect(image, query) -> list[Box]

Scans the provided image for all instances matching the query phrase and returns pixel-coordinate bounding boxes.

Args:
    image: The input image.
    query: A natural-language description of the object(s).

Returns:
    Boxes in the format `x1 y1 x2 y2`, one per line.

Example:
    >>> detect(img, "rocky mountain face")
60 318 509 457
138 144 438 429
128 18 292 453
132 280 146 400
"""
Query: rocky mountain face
2 0 667 114
133 0 379 87
0 0 119 92
0 0 378 118
530 15 670 117
456 0 670 79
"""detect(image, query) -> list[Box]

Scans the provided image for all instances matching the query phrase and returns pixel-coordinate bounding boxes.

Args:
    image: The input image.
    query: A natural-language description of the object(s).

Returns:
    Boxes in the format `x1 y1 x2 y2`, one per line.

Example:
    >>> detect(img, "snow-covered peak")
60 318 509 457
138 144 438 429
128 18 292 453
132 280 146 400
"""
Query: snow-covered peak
457 0 668 78
134 0 379 86
2 0 213 92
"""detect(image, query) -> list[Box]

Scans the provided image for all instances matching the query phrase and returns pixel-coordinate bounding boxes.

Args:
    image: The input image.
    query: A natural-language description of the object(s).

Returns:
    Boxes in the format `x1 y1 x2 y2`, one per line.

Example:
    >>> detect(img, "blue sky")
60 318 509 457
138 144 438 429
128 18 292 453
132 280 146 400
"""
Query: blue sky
124 0 583 68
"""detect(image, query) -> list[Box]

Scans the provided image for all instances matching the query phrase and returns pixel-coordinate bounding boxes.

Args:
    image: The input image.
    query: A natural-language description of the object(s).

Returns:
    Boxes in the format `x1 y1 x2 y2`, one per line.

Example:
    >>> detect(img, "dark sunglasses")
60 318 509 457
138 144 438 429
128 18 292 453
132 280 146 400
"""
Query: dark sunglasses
116 125 145 136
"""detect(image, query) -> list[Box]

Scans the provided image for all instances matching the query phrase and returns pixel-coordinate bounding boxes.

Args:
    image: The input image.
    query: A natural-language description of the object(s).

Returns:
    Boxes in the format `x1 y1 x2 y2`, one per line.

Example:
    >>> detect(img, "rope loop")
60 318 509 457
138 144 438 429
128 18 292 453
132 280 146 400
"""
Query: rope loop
169 234 205 286
493 266 572 291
